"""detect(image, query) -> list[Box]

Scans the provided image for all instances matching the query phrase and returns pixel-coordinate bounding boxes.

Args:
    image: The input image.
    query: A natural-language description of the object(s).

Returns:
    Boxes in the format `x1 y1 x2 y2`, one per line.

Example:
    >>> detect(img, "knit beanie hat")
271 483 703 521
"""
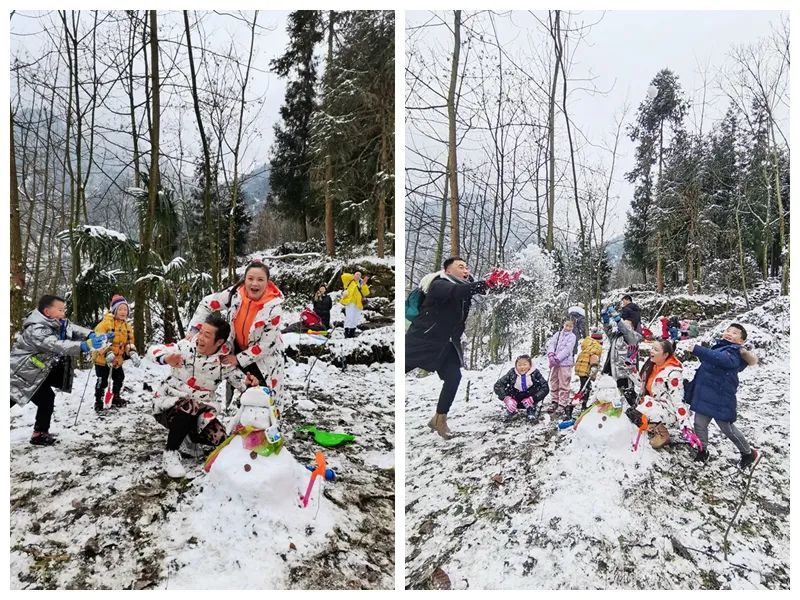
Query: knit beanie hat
110 295 129 316
590 327 603 340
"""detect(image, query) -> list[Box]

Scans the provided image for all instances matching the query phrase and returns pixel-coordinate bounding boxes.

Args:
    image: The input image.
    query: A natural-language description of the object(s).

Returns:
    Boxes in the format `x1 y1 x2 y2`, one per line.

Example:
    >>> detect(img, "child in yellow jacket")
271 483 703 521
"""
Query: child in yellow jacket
93 295 139 412
340 271 370 338
574 327 603 410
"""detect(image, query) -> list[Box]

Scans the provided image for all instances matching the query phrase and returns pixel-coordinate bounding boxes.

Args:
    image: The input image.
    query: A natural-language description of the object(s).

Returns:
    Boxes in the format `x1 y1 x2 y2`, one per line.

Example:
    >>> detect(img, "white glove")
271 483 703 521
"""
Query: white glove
105 352 116 365
129 352 141 367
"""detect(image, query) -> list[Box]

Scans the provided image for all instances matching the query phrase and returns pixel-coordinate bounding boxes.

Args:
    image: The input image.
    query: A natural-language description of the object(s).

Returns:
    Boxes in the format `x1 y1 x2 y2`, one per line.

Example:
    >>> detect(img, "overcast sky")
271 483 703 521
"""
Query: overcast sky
406 10 789 239
10 10 292 176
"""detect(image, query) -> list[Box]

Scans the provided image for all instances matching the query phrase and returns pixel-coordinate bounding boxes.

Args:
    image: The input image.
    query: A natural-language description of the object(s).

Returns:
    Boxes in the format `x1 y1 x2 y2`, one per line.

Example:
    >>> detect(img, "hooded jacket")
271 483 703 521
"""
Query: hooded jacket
339 273 370 310
93 311 136 368
10 310 92 406
405 272 486 372
575 336 603 377
602 320 643 382
684 340 748 422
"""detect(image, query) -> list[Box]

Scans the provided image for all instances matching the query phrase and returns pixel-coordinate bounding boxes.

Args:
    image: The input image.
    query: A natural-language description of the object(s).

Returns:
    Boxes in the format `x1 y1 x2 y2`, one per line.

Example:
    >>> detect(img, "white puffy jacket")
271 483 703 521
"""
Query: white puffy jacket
146 339 249 414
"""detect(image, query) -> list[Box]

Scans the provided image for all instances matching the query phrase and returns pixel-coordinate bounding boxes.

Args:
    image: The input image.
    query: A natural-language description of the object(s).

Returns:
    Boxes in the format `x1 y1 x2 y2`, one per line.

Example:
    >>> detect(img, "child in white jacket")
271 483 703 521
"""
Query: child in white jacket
147 315 259 478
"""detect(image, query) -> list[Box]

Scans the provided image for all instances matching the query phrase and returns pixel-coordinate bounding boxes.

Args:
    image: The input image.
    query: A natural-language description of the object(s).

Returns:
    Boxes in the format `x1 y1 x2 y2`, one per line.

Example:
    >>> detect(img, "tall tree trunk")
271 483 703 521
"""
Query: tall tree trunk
183 10 218 287
323 11 336 257
134 10 160 352
10 108 25 338
546 11 561 252
127 12 141 188
446 10 461 257
32 73 58 303
735 196 750 310
376 116 389 259
655 119 665 293
769 129 788 295
229 11 258 280
433 176 448 270
554 16 586 302
60 11 79 319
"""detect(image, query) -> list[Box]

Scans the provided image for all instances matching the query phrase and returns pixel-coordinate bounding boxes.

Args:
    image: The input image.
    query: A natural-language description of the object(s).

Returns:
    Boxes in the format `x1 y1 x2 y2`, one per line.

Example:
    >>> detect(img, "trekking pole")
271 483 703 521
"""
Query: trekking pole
305 326 338 404
74 363 93 427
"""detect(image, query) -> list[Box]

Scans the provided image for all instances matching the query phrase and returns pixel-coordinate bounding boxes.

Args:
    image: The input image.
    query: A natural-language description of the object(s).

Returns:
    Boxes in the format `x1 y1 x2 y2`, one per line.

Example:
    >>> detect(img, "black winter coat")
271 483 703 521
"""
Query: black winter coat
620 302 642 332
405 276 486 372
493 367 549 402
312 295 333 329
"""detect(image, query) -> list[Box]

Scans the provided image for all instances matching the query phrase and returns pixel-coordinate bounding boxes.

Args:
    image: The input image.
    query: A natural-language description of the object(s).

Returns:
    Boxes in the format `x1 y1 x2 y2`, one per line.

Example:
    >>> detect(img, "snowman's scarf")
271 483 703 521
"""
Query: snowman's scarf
204 425 284 473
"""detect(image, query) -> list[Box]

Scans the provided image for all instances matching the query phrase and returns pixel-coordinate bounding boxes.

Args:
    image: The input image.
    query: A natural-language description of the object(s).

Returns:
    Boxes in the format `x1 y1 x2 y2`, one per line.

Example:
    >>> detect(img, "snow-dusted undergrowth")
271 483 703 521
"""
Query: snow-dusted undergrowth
405 293 789 590
10 324 395 590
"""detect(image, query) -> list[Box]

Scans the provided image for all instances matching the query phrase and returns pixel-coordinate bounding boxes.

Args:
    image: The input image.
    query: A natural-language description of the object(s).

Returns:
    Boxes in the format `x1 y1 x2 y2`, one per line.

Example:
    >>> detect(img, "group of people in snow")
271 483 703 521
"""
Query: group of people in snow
658 315 699 342
406 260 760 469
10 261 371 478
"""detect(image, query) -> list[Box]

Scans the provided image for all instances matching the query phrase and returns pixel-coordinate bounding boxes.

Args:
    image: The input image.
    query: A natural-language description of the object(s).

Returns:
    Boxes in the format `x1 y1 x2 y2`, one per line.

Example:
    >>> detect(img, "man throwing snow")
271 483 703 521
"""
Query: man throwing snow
405 257 489 439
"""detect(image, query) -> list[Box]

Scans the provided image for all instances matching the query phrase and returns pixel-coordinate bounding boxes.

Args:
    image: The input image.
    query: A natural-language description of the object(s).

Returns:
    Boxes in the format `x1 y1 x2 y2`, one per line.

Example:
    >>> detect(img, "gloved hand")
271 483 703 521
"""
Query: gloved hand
128 351 141 367
623 387 638 407
607 306 621 322
105 352 116 365
601 309 610 325
81 332 108 352
471 280 489 295
625 407 643 427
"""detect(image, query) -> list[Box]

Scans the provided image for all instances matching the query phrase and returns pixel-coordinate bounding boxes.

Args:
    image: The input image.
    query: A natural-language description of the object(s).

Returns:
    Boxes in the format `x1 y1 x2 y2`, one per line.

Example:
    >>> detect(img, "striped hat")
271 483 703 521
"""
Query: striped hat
110 295 129 316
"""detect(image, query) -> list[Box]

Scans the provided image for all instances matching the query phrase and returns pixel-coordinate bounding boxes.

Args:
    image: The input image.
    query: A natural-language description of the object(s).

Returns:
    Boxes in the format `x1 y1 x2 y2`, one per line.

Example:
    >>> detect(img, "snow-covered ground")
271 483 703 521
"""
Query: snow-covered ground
10 324 395 590
405 295 789 590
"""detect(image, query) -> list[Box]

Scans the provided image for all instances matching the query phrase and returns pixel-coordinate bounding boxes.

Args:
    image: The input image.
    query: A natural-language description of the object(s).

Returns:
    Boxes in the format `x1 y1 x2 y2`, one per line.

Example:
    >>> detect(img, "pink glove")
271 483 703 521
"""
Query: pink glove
547 353 559 369
503 396 518 413
520 396 534 409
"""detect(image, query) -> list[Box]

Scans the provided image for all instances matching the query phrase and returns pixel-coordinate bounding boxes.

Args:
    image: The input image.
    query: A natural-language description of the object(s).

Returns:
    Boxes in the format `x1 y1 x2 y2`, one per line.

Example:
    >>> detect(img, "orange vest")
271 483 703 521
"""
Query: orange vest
232 283 280 351
645 354 682 396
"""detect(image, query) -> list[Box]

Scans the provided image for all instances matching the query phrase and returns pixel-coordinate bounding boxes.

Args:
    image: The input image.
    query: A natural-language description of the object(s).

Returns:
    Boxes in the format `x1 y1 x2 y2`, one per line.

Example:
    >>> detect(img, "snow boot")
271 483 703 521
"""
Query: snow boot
30 432 57 446
649 423 670 449
563 405 574 420
112 392 128 408
428 413 453 439
94 400 104 413
162 450 187 478
694 448 709 463
739 448 759 470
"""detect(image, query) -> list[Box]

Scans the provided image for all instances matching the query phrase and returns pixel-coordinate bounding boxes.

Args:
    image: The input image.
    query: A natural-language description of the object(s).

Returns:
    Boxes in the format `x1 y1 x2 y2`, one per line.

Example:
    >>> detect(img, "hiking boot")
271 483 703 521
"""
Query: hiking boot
694 448 709 463
649 423 670 449
30 432 57 446
428 413 453 439
563 405 574 420
94 401 103 413
532 403 542 420
111 393 128 408
739 448 758 469
162 450 187 478
504 409 518 422
526 406 536 421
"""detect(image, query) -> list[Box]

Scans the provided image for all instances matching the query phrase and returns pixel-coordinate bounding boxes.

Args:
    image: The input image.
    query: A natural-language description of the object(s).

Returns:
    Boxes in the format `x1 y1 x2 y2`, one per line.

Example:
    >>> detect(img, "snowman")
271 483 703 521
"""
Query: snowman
204 387 328 516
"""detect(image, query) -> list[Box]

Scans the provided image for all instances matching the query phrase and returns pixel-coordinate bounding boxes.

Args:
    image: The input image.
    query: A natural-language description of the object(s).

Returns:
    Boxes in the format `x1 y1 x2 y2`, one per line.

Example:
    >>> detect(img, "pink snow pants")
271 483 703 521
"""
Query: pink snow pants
548 366 572 407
